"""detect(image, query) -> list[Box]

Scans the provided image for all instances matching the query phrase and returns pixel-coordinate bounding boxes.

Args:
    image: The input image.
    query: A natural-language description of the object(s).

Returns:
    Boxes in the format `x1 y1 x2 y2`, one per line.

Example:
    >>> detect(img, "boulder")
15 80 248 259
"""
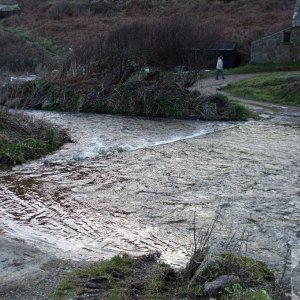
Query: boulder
204 275 240 297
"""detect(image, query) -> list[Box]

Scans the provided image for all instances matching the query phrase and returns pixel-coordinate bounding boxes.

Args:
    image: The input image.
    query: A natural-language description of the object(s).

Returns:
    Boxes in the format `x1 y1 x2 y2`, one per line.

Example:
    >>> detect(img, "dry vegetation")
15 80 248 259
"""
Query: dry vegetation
0 0 296 72
0 0 294 119
0 30 45 71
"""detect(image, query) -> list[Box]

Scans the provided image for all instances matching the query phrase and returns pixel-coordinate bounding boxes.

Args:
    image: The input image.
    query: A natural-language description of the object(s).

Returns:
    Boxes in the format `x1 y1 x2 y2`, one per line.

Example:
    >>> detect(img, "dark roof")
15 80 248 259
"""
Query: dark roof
181 40 236 52
209 40 236 51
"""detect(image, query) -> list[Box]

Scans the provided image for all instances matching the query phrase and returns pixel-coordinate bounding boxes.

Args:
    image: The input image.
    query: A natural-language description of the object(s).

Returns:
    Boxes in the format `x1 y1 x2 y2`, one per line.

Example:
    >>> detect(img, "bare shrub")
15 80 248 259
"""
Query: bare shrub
57 14 221 81
85 1 119 16
47 0 73 20
93 15 221 84
59 34 105 79
104 15 220 66
0 31 45 71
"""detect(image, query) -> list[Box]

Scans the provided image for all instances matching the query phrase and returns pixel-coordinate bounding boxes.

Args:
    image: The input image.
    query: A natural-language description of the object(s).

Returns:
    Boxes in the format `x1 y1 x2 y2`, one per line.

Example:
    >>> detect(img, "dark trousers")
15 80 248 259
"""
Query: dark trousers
216 69 224 80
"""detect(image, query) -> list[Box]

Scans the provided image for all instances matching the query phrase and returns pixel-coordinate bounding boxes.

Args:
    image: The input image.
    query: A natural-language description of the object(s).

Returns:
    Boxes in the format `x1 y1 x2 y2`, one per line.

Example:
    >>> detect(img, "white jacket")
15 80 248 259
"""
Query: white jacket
216 58 223 70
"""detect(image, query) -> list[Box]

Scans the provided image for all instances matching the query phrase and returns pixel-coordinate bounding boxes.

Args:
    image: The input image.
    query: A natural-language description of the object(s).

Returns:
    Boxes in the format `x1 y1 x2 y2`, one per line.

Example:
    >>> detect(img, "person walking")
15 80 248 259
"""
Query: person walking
216 55 224 80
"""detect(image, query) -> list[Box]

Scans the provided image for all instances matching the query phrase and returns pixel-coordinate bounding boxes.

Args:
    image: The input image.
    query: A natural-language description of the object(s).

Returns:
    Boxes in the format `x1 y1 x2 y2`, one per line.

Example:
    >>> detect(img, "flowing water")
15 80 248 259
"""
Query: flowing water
0 108 299 271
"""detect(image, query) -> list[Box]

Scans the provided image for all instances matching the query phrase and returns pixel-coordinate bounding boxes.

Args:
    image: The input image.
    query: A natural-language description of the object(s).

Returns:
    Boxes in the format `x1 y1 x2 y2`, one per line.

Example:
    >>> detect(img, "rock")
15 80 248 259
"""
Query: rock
108 269 125 279
204 275 240 297
84 282 104 290
188 251 275 290
49 69 60 80
188 251 219 288
88 276 107 284
0 154 12 166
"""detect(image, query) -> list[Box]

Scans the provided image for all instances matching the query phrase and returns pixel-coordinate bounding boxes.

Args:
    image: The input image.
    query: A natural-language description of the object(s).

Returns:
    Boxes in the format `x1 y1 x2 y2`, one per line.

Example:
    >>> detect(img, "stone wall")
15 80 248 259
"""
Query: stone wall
251 27 300 63
291 27 300 61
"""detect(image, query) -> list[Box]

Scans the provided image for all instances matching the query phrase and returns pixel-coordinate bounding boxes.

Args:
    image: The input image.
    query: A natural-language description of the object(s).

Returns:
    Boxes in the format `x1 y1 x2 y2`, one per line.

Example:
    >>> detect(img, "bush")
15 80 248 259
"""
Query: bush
2 75 255 121
0 110 69 167
226 102 255 121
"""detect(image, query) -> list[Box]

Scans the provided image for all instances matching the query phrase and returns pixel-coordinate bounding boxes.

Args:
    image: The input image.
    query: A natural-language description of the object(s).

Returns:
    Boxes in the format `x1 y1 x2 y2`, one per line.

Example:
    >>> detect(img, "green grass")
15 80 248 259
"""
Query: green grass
225 62 300 75
0 131 66 166
0 110 68 167
144 274 166 300
219 253 275 283
216 93 256 121
53 255 134 300
52 252 278 300
0 24 65 56
53 255 173 300
0 137 48 164
226 102 256 120
222 284 273 300
76 255 134 278
52 278 81 299
223 72 300 106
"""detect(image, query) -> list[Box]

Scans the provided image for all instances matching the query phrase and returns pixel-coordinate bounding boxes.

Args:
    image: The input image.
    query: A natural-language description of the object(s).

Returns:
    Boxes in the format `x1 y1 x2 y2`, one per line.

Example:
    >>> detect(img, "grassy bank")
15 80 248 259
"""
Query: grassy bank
0 0 294 70
223 72 300 106
2 74 254 121
0 24 65 56
52 251 278 300
225 62 300 76
0 109 69 168
0 23 65 71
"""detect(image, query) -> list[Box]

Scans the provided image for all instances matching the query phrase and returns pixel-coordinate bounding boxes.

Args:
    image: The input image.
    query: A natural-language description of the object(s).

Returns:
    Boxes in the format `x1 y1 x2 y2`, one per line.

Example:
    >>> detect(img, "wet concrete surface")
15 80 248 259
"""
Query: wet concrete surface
0 235 93 299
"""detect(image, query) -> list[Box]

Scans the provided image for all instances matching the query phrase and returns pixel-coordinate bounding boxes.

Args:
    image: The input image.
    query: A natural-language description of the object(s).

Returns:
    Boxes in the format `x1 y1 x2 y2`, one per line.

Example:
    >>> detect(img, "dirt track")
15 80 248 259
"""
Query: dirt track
191 71 300 121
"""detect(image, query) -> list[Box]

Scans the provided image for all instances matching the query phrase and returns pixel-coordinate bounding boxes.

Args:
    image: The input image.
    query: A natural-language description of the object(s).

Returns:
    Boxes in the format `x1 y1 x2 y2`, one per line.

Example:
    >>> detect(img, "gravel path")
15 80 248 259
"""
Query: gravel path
190 73 259 96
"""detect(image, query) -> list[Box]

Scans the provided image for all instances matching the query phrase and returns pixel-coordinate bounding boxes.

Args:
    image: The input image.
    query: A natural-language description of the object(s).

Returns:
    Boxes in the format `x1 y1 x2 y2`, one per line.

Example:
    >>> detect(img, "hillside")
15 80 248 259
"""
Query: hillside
0 0 296 71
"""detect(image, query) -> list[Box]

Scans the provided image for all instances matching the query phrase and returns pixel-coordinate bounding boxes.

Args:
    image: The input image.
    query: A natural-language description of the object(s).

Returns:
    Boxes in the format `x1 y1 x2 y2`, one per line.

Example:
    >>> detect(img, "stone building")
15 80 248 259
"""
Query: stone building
250 0 300 63
0 2 20 18
181 40 238 69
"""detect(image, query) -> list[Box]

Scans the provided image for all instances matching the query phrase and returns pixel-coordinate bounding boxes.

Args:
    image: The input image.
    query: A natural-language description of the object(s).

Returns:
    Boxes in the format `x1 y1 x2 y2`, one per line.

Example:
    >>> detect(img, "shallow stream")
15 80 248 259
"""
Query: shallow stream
0 108 299 271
